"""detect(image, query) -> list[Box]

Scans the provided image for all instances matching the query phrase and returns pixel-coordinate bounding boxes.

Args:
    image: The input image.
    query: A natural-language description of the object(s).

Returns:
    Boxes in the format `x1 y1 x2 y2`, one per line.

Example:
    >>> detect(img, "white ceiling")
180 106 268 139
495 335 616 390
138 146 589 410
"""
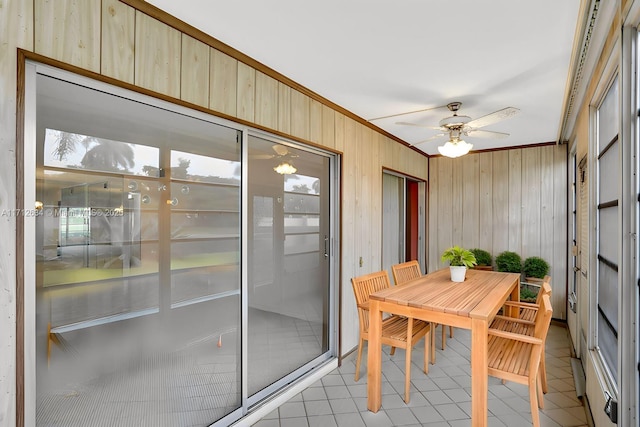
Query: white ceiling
147 0 585 155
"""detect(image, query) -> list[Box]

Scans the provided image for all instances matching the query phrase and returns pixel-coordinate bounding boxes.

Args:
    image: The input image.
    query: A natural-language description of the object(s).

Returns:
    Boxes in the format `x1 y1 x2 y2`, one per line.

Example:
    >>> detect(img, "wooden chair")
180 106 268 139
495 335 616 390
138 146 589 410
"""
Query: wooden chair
352 270 432 403
487 294 553 427
501 275 552 321
491 277 552 393
391 260 454 359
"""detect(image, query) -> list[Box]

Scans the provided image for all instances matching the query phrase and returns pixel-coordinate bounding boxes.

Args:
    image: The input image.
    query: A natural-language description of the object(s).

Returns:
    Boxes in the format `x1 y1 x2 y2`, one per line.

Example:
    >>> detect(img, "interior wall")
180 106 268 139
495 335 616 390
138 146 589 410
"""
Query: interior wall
0 1 429 424
428 145 568 319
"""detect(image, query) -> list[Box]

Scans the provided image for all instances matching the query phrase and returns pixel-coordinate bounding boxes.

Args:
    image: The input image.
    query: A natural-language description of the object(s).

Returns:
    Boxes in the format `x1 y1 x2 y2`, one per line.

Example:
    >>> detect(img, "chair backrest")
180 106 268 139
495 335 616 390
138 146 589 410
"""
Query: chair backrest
534 294 554 340
391 260 422 286
351 270 392 331
535 277 552 305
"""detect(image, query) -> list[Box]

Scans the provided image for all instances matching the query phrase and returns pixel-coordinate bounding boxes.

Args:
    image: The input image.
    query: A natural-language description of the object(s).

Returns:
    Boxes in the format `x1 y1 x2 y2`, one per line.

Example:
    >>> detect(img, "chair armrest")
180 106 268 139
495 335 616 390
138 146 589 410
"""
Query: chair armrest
503 301 539 309
488 328 543 345
357 301 370 310
493 315 535 325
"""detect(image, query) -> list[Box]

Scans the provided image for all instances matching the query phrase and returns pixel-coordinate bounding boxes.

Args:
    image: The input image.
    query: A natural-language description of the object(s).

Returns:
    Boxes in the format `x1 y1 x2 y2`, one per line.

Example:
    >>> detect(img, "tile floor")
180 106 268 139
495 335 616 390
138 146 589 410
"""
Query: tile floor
252 323 588 427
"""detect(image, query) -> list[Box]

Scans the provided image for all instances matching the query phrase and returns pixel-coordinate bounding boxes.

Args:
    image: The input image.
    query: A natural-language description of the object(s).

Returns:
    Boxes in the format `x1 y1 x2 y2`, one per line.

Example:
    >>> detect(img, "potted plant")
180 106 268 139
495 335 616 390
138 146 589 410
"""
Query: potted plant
470 248 492 270
441 245 477 282
495 251 522 274
523 256 550 284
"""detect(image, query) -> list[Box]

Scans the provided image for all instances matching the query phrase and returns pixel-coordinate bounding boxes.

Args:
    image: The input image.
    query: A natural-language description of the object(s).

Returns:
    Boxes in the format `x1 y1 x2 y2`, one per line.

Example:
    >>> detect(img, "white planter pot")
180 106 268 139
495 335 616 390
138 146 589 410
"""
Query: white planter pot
449 266 467 282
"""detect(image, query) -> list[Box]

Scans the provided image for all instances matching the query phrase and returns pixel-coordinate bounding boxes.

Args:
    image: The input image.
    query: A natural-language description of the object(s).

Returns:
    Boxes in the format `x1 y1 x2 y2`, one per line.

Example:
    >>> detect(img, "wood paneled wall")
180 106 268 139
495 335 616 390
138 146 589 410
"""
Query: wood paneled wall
428 145 568 319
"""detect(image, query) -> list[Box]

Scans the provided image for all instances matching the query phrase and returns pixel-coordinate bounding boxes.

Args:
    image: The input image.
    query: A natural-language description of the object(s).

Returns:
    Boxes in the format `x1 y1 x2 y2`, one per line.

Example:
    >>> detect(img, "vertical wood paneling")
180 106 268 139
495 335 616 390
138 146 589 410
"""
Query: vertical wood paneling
478 153 494 253
255 71 278 129
451 159 463 245
334 113 345 152
508 150 522 252
309 99 323 144
35 0 101 72
437 158 453 268
492 151 510 255
521 147 541 258
101 0 135 83
291 90 310 140
277 82 291 134
462 154 480 249
209 48 238 116
341 117 358 351
236 62 255 121
181 34 210 108
321 105 336 149
134 11 181 98
355 125 369 268
540 146 555 268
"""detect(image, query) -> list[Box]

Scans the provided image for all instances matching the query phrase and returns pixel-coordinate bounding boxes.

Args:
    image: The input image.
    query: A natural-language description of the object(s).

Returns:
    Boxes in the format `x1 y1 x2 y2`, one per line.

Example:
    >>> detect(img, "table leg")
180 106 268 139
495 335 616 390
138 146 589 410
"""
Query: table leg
508 280 521 317
471 318 488 427
367 299 382 412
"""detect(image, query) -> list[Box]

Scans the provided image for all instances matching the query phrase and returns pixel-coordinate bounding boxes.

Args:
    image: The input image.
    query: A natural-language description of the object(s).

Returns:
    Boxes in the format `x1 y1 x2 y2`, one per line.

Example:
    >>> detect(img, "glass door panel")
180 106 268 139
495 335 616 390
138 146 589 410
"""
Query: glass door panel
35 73 242 426
247 136 331 398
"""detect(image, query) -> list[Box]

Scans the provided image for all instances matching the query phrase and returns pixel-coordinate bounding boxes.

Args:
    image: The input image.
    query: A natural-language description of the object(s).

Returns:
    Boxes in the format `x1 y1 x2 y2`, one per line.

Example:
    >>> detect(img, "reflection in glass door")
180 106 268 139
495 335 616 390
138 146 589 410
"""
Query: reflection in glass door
34 73 242 426
247 135 332 401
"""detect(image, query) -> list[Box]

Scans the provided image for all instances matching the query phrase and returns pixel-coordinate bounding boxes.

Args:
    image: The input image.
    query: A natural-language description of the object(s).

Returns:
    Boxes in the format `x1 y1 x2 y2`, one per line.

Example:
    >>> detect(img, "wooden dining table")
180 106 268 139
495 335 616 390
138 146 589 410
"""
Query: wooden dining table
366 267 521 427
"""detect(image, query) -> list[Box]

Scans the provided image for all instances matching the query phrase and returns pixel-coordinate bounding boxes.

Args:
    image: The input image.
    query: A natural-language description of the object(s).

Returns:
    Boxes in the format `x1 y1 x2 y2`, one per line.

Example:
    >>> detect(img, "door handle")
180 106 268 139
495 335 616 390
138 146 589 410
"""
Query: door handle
324 236 329 258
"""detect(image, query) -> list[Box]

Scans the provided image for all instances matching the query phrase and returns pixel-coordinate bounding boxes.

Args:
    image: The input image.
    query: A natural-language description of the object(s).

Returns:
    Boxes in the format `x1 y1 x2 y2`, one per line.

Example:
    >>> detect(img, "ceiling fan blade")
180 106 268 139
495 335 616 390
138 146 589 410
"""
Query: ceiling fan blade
396 121 442 130
272 145 289 156
251 154 275 159
412 133 447 145
368 104 447 122
466 129 509 139
465 107 519 129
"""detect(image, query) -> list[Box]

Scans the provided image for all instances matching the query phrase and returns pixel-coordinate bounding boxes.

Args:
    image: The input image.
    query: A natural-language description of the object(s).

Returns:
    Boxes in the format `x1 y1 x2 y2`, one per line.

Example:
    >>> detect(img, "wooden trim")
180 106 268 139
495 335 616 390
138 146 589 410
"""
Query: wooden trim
427 141 559 158
16 49 26 427
117 0 423 156
18 49 343 158
382 167 426 183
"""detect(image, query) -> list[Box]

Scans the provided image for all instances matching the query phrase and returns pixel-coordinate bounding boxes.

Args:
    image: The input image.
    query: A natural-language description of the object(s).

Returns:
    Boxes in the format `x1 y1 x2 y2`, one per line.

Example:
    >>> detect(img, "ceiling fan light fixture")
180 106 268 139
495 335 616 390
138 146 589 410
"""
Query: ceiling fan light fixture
437 140 473 158
274 161 297 175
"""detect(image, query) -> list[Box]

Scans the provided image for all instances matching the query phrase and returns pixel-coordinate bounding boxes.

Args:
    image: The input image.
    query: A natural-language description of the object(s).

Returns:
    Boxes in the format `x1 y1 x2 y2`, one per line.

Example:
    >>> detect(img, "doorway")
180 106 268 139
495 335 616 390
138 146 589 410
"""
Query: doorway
382 171 426 280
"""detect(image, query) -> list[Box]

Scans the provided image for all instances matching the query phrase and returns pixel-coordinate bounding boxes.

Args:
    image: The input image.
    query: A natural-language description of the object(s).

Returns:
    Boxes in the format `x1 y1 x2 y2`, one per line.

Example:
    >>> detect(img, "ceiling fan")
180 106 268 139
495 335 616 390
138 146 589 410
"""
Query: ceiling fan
396 102 519 156
251 144 298 160
251 144 300 174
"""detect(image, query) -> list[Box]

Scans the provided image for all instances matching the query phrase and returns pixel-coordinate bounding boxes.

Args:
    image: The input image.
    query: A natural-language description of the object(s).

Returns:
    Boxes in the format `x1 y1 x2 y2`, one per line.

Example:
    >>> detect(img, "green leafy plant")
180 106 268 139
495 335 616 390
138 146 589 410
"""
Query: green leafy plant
470 248 492 266
441 246 477 268
520 286 538 302
495 251 522 273
523 256 550 279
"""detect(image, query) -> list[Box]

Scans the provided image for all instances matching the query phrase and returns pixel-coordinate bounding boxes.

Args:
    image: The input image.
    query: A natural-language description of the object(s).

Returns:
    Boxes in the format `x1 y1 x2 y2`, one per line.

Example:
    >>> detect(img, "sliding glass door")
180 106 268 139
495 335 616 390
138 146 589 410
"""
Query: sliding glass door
28 64 336 426
247 135 332 403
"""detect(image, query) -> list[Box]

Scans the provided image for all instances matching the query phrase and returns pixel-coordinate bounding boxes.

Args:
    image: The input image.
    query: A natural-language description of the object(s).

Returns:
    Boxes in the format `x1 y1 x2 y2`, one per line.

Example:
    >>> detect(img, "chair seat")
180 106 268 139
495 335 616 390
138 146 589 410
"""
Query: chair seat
378 315 430 342
491 315 535 335
488 333 534 378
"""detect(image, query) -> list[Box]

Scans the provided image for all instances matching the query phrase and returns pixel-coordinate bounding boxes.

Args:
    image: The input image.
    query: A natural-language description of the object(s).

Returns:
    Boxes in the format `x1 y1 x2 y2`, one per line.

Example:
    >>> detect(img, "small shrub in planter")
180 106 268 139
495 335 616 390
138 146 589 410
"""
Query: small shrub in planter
523 256 550 279
520 285 538 302
470 248 492 269
495 251 522 273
